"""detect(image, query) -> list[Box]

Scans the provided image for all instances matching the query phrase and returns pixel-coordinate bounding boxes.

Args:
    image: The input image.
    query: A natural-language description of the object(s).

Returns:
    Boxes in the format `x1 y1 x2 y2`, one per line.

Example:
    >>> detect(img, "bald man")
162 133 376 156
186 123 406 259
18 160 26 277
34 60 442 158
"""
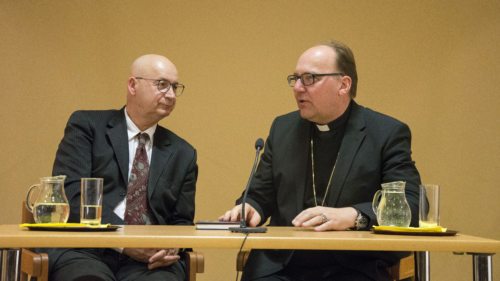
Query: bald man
221 41 421 281
45 54 197 281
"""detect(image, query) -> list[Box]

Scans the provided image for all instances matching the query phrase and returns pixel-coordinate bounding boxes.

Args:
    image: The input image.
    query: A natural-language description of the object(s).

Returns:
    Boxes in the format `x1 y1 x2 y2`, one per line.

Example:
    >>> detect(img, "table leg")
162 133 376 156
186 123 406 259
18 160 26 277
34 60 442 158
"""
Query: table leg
0 249 20 281
416 251 430 281
471 253 493 281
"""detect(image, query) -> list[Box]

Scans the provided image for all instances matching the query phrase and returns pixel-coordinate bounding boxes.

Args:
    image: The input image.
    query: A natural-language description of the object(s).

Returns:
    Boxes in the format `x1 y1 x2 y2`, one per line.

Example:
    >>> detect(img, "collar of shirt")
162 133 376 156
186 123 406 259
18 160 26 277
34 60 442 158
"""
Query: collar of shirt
123 108 156 169
124 108 157 148
314 100 352 133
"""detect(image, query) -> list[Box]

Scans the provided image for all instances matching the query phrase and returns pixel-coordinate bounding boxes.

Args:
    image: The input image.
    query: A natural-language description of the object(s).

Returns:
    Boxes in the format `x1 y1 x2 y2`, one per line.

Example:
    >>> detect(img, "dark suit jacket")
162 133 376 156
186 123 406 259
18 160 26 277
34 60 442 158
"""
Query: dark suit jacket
47 108 197 268
242 102 421 280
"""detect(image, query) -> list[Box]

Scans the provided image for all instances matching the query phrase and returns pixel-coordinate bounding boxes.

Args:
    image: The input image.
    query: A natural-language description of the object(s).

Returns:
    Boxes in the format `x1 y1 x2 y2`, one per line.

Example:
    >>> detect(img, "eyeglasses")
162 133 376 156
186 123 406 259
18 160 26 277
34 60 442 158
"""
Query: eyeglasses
287 72 344 87
135 77 185 97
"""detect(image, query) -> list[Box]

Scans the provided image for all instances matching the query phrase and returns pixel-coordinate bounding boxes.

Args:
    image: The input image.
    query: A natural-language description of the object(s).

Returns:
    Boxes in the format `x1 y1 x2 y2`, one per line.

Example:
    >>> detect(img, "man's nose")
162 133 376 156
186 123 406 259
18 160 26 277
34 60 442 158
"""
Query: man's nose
293 79 306 92
163 88 176 99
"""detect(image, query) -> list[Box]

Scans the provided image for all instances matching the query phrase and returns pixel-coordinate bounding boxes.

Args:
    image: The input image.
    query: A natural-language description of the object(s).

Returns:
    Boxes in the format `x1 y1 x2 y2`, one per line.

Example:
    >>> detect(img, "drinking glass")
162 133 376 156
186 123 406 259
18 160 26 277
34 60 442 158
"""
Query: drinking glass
80 178 103 225
419 184 440 228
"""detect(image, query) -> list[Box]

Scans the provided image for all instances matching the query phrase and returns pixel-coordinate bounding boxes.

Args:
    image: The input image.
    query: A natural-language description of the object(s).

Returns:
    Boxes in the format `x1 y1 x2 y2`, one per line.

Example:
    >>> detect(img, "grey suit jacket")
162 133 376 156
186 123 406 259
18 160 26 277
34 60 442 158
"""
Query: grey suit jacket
242 101 421 280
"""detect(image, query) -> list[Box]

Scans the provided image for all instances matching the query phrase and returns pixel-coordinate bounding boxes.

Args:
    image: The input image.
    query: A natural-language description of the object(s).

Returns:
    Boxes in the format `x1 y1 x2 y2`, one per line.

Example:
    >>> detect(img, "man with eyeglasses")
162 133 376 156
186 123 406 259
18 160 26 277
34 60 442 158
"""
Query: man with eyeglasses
221 41 421 281
44 54 197 281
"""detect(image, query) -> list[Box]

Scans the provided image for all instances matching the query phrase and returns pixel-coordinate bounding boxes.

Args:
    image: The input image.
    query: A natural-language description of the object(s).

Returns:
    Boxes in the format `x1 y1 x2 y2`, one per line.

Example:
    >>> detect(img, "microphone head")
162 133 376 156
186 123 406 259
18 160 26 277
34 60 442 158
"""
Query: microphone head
255 138 264 150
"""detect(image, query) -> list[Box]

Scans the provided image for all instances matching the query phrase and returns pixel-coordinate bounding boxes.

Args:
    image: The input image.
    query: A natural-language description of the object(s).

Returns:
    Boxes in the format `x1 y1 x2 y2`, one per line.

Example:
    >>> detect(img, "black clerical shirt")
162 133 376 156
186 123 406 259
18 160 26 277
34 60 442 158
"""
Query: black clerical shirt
303 102 352 209
289 102 353 270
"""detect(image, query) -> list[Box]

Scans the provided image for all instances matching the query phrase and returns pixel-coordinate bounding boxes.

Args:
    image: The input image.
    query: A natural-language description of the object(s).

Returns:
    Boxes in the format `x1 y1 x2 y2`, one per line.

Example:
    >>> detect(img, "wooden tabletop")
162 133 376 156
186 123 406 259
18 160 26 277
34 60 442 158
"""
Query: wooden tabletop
1 225 498 254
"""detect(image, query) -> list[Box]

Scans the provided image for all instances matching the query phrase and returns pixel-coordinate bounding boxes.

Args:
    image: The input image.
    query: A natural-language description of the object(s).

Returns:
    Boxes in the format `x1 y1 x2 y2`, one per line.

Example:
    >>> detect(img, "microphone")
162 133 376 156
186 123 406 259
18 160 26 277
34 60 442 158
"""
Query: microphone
229 138 267 233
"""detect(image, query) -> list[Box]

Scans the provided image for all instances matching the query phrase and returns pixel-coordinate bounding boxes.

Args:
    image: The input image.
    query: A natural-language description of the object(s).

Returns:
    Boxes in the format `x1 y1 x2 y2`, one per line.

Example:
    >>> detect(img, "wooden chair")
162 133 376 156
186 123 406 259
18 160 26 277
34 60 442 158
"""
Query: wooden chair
390 254 415 281
20 202 49 281
236 250 415 281
182 251 205 281
20 248 49 281
20 202 204 281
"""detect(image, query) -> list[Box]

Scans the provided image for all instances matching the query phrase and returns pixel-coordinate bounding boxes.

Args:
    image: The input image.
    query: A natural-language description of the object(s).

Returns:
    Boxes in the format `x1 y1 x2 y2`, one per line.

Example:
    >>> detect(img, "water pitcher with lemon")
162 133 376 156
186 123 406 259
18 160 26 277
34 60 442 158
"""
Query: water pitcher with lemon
25 175 69 223
372 181 411 227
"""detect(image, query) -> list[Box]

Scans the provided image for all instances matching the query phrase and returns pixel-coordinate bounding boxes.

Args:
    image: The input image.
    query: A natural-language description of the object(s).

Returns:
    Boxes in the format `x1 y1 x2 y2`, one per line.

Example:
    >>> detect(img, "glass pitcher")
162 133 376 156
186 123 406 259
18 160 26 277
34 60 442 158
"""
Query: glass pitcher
25 175 70 223
372 181 411 227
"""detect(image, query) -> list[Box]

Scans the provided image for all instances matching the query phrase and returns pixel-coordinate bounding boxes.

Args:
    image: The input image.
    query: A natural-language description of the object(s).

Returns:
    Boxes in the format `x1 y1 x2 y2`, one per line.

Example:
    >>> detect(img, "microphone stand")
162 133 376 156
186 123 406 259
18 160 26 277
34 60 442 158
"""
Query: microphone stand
230 139 267 233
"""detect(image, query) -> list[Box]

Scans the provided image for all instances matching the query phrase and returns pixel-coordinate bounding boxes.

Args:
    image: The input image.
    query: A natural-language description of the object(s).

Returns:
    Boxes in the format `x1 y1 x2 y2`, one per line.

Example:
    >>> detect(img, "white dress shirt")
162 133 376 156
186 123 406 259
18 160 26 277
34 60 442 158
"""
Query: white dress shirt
113 108 157 220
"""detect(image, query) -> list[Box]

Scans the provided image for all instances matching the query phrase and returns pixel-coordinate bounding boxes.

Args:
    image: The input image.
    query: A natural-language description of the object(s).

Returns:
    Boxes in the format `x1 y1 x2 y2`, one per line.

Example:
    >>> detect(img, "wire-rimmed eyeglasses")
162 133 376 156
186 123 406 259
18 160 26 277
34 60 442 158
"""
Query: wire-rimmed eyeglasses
287 72 344 87
135 77 185 97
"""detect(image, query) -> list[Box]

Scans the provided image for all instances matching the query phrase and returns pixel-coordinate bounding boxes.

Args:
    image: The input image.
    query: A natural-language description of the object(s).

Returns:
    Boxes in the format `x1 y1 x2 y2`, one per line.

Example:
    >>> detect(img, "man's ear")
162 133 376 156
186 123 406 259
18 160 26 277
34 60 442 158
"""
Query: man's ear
338 75 352 97
128 77 137 96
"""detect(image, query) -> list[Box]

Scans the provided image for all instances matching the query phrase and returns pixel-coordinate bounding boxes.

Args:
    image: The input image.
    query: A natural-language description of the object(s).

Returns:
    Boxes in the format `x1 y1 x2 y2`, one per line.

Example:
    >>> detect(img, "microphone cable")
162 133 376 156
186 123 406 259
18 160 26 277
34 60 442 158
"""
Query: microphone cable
235 232 250 281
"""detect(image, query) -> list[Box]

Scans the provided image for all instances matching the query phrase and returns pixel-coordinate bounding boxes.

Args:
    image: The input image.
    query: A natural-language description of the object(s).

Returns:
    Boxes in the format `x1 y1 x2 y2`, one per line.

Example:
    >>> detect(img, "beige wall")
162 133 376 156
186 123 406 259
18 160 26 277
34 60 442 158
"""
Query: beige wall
1 1 498 280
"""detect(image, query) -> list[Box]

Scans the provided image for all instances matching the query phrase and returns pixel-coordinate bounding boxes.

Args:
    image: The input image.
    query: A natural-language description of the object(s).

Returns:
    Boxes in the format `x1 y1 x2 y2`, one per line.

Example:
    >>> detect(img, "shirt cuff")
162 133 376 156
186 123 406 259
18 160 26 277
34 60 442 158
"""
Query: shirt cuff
113 248 124 254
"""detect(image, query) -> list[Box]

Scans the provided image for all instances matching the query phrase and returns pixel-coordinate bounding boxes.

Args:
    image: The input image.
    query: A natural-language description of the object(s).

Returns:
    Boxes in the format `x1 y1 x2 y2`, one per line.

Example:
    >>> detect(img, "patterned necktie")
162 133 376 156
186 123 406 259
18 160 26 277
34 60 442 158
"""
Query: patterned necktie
124 133 154 224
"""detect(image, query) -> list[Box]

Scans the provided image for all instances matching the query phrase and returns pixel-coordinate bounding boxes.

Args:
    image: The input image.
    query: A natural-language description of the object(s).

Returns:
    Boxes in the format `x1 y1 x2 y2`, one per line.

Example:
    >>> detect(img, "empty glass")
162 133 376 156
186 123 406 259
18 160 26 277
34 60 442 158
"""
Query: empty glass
419 184 440 228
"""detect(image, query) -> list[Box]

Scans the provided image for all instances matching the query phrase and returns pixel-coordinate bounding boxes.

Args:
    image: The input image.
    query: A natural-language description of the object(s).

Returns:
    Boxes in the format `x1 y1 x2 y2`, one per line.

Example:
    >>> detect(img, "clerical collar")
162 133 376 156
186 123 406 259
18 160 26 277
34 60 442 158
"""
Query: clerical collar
314 101 352 133
316 124 330 132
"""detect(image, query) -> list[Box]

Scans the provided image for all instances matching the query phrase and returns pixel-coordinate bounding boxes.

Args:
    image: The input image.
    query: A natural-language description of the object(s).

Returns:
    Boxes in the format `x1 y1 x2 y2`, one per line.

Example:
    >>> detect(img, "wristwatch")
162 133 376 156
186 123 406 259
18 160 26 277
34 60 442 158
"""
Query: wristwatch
353 209 369 230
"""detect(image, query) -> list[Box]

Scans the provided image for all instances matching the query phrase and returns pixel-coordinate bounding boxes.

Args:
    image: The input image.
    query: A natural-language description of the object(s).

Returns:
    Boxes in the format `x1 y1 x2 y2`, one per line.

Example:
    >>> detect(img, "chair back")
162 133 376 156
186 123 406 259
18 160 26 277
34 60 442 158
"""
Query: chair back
22 201 35 223
390 254 415 280
20 201 49 281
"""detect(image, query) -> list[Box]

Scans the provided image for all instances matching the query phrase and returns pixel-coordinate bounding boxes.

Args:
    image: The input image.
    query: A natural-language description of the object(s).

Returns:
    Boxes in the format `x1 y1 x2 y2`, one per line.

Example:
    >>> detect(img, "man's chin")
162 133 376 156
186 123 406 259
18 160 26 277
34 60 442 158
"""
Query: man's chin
299 110 313 121
159 105 175 115
155 108 172 119
161 110 172 117
300 112 324 124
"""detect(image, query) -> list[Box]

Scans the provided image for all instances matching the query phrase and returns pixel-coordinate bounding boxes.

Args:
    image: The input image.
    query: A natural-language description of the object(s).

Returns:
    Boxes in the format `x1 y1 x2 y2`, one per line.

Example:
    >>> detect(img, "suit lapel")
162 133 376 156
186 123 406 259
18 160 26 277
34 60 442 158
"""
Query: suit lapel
107 110 129 186
148 127 172 198
294 119 312 214
327 103 366 206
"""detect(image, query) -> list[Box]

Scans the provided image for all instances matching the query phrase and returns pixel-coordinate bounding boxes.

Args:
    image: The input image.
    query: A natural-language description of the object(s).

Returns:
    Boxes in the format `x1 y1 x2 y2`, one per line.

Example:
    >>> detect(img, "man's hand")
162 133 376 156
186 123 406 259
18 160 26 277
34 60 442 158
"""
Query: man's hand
292 206 357 231
219 203 262 227
122 248 180 270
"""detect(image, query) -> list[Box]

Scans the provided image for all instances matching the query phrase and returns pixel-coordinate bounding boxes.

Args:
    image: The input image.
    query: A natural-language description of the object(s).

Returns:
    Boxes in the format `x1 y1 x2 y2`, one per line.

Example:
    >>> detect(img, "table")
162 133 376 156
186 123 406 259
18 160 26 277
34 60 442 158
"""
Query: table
1 225 499 281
